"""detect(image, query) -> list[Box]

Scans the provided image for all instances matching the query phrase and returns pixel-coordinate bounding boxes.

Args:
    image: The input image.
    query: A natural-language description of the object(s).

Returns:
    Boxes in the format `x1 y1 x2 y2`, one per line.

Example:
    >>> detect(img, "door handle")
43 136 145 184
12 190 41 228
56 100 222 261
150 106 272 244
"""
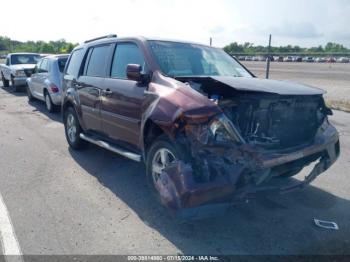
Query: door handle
102 89 113 95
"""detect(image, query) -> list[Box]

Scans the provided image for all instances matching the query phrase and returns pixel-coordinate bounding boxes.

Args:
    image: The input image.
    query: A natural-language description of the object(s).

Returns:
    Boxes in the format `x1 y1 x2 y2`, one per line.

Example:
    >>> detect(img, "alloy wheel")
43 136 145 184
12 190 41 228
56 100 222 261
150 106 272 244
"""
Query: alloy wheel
66 114 77 143
151 148 176 184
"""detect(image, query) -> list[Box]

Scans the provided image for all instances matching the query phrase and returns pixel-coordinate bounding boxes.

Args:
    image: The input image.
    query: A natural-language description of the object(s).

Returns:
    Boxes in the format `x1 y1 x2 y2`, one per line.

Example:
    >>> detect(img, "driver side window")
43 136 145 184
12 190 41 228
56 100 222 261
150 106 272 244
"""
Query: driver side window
110 43 147 79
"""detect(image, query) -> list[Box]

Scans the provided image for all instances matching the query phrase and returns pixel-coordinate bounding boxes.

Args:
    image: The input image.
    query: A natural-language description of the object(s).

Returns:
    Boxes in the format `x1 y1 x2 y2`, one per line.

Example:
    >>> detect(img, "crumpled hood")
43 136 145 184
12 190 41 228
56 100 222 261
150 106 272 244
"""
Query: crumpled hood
211 76 325 95
10 64 36 71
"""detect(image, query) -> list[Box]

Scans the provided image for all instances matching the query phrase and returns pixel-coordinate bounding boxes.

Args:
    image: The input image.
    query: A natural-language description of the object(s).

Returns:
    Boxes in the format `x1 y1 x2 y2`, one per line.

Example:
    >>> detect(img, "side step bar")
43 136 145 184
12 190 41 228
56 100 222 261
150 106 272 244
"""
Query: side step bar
79 133 142 162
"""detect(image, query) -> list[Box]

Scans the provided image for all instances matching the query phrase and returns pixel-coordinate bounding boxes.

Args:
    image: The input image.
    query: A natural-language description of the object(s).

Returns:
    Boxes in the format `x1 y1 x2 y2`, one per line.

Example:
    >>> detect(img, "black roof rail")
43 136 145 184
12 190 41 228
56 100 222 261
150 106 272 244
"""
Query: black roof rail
84 34 117 44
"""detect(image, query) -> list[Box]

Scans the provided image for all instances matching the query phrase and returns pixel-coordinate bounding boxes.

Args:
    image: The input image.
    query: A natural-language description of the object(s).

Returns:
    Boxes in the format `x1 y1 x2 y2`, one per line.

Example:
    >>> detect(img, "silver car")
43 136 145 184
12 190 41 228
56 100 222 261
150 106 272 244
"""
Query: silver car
26 54 69 112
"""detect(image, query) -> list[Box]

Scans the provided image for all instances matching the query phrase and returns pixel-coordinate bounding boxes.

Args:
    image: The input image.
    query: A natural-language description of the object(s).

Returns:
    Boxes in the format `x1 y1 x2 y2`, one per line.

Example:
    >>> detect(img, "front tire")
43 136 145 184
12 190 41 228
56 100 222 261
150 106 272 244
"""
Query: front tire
146 135 185 194
64 107 87 150
11 76 20 92
26 83 34 101
1 73 9 87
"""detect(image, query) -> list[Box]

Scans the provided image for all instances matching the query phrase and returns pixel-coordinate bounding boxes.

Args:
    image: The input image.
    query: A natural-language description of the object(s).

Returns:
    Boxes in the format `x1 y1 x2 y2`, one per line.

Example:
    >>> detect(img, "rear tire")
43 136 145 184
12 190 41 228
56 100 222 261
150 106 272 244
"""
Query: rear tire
44 91 55 113
64 107 87 150
1 73 9 87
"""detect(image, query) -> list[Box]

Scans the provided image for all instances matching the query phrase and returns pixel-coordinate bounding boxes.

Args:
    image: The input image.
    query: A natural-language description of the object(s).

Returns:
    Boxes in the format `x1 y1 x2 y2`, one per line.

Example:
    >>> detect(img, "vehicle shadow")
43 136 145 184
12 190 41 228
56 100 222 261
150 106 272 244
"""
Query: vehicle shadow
1 82 62 123
1 84 27 97
68 145 350 255
27 99 62 123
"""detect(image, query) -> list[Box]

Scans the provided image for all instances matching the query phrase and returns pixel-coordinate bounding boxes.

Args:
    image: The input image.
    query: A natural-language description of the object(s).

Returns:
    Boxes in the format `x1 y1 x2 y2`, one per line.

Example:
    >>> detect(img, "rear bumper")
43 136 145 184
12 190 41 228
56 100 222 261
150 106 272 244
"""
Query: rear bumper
50 92 62 105
156 124 340 219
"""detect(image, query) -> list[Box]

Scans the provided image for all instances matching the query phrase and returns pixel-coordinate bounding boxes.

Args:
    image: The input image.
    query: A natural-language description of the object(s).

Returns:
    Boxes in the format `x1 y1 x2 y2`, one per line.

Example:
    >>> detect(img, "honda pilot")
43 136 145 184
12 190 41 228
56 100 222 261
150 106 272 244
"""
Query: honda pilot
62 35 340 219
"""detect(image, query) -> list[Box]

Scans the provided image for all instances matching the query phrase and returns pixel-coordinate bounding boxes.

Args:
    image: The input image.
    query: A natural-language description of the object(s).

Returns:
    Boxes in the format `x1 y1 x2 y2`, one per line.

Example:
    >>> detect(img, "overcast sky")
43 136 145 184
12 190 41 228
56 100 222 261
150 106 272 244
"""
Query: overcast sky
1 0 349 48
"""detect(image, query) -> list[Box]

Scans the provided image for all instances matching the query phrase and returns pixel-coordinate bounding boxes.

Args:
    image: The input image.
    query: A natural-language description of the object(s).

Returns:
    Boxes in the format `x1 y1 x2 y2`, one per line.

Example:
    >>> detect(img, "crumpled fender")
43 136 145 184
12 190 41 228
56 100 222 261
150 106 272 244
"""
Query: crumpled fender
139 72 220 149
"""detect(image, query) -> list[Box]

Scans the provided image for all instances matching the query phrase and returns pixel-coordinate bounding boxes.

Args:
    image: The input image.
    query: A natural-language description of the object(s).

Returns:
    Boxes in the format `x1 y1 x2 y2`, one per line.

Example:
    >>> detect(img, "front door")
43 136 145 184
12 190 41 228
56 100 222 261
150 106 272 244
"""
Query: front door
101 42 148 147
36 58 49 98
29 60 42 97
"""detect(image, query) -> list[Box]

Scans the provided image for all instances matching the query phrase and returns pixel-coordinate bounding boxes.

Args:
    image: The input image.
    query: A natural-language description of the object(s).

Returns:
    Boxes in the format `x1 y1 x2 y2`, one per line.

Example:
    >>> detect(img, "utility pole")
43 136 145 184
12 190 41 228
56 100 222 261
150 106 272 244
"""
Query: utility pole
266 34 272 79
210 37 212 46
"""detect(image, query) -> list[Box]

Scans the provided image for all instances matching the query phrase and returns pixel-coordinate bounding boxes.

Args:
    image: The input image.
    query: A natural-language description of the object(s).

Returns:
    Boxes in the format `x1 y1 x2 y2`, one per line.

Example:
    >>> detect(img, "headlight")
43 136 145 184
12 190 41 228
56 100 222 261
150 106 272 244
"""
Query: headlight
15 70 26 77
209 114 245 144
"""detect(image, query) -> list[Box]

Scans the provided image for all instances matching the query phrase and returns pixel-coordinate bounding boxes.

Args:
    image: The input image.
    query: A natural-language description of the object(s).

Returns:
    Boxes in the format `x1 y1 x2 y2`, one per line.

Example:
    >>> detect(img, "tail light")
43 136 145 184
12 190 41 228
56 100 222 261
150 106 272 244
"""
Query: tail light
49 83 59 93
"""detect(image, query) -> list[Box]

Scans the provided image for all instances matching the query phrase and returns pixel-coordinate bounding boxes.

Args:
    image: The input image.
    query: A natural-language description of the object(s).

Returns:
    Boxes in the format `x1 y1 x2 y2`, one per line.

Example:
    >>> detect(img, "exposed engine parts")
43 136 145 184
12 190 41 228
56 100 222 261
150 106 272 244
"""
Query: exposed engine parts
151 76 340 218
182 77 331 149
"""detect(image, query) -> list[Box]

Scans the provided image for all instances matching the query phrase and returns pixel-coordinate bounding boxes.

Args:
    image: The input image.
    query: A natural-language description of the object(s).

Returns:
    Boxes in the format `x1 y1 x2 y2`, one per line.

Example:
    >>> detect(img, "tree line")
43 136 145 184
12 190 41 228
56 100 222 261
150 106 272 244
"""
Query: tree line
1 35 349 56
0 36 78 54
223 42 350 55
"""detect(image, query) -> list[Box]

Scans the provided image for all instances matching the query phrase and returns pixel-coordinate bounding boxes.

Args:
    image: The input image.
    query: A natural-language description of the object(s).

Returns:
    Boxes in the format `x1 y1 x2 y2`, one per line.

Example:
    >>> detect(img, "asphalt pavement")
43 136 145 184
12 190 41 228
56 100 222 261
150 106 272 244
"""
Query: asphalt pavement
0 82 349 256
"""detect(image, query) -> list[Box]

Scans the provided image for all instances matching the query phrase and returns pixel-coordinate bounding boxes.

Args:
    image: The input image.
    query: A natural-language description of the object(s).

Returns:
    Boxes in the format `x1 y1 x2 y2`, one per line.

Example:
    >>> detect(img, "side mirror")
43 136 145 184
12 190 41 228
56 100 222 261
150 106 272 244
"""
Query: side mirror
126 64 144 82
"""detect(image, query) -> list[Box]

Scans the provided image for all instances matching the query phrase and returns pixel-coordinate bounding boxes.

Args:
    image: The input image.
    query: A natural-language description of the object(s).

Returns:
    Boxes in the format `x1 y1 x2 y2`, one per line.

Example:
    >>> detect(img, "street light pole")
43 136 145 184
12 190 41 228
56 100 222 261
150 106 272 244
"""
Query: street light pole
266 34 272 79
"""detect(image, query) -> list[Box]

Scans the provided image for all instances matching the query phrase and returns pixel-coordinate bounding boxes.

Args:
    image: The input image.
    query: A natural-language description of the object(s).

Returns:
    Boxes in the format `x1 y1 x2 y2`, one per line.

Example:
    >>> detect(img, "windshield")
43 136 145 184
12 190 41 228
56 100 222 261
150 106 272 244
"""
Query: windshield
11 54 41 65
148 40 252 78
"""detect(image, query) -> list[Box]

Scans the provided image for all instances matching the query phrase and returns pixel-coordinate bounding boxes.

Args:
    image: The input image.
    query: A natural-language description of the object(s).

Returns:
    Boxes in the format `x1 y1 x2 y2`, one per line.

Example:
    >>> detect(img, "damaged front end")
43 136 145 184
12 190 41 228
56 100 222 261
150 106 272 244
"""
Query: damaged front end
153 78 340 219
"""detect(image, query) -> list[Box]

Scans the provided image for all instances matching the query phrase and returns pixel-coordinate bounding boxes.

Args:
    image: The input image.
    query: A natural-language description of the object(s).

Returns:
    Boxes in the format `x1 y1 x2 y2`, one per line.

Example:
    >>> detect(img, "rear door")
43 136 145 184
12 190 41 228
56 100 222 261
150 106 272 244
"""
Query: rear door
76 44 112 133
101 42 148 146
36 58 49 97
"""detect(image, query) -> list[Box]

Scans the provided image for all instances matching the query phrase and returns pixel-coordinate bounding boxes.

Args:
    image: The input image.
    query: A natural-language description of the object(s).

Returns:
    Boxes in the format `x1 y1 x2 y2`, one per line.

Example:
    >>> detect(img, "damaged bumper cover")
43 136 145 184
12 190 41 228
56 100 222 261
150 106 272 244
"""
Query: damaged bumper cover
155 123 340 219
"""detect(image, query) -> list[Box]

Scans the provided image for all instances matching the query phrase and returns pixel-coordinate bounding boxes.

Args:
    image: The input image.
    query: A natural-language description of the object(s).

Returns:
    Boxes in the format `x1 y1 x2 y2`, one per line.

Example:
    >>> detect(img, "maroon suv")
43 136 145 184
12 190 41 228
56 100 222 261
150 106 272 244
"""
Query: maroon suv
62 35 340 219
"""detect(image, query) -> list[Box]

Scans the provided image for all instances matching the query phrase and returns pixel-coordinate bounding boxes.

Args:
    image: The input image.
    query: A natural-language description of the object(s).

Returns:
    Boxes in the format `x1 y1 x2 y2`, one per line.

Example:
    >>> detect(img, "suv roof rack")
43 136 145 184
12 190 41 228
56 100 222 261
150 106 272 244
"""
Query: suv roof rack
84 34 117 44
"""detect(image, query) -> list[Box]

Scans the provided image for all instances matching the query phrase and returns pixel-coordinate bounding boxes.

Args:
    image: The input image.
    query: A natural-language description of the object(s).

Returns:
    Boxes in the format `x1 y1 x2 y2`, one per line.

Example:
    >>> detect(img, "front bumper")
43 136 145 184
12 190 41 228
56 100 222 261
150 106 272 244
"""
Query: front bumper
155 124 340 219
12 77 27 87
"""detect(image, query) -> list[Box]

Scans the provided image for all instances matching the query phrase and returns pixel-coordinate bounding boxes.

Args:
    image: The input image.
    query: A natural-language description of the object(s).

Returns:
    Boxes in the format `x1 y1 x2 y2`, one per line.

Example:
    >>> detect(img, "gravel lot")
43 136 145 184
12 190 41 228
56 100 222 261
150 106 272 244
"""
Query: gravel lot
0 78 349 257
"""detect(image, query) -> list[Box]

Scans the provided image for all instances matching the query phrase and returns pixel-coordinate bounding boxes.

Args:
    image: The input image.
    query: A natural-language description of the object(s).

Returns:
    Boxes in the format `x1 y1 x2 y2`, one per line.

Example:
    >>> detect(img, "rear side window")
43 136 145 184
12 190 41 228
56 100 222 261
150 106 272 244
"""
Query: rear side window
85 45 110 77
58 57 68 73
66 49 84 77
40 59 49 73
111 43 146 79
35 60 42 73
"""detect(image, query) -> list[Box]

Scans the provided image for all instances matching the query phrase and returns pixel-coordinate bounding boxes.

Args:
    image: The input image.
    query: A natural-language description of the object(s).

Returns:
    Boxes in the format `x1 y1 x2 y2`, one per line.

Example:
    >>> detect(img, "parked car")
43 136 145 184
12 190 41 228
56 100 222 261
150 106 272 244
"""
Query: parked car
327 57 336 63
0 53 41 91
293 56 302 62
245 56 252 61
315 57 327 63
283 56 293 62
267 55 275 62
275 56 284 62
61 35 340 218
258 56 266 61
238 56 245 61
337 57 349 63
26 54 69 112
303 56 315 62
0 54 6 59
